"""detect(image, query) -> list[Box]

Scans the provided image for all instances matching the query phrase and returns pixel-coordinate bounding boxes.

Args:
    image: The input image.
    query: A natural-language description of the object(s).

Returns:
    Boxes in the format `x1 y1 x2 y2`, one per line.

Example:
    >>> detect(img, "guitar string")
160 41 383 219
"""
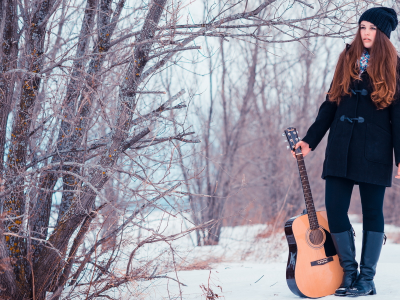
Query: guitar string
288 132 319 228
296 154 319 229
296 153 325 262
287 130 326 263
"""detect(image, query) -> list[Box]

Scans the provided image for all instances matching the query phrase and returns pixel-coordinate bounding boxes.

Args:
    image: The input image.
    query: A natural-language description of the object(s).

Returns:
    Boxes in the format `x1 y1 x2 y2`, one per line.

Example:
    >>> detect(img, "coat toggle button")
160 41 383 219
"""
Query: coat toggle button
350 89 368 96
340 115 364 123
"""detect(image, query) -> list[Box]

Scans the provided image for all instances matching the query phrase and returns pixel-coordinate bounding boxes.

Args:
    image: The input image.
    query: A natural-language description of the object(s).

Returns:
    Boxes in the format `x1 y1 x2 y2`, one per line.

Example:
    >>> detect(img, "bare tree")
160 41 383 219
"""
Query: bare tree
0 0 366 298
173 0 373 245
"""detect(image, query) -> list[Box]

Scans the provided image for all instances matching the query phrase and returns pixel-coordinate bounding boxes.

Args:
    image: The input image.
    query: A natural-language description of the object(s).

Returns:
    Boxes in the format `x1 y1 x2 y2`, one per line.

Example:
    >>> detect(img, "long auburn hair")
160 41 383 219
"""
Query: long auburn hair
328 26 399 109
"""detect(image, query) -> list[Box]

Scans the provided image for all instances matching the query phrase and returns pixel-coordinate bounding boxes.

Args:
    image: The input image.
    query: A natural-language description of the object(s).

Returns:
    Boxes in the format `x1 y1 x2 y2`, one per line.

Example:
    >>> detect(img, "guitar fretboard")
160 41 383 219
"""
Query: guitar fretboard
296 153 319 230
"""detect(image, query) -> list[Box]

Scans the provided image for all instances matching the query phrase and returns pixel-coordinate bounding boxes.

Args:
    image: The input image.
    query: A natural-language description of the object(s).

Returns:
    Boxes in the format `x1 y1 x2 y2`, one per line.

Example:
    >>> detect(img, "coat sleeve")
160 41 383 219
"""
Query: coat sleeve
390 97 400 167
301 91 337 151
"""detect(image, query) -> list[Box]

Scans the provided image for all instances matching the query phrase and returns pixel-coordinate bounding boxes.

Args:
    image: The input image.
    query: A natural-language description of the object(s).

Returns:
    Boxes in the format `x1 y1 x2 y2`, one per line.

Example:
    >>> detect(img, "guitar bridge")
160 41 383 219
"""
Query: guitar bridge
310 256 333 266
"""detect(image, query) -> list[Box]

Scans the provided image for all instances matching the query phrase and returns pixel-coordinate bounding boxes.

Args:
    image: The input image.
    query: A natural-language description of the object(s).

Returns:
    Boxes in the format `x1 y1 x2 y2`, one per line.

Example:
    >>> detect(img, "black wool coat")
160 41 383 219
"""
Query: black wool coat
302 53 400 187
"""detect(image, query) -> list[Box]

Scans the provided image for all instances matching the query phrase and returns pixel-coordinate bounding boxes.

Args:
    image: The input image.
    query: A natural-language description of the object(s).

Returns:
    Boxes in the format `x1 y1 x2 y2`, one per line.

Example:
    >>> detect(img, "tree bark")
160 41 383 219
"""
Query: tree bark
0 0 19 173
3 1 61 297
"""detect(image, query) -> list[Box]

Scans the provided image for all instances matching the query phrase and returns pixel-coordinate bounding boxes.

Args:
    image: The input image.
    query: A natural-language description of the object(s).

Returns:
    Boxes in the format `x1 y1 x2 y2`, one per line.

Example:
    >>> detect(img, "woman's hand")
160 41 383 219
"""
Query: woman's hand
395 165 400 179
290 141 311 159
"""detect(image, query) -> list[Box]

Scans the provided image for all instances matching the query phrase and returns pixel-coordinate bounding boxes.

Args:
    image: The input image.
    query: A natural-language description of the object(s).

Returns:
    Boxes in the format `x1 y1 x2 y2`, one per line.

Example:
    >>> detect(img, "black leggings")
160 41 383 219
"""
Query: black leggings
325 175 386 233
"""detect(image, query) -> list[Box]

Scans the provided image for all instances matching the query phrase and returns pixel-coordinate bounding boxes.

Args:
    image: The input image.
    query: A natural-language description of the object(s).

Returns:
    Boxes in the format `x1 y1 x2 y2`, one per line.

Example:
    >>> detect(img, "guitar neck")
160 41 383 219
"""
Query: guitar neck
295 153 319 230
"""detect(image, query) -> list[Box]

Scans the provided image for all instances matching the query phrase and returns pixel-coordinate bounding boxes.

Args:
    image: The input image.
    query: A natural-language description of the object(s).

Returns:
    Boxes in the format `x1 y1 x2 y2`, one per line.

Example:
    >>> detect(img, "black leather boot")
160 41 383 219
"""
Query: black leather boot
346 230 385 297
331 228 359 296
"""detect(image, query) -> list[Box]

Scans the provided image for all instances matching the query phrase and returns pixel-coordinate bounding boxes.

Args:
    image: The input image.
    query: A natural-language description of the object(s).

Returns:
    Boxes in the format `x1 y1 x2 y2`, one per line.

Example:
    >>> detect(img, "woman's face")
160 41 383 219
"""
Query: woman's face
360 20 377 49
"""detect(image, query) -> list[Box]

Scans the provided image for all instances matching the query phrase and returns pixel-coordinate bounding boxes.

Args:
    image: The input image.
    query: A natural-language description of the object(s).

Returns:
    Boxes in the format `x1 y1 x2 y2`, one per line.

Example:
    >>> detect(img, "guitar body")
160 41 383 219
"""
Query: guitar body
285 210 344 298
283 128 344 298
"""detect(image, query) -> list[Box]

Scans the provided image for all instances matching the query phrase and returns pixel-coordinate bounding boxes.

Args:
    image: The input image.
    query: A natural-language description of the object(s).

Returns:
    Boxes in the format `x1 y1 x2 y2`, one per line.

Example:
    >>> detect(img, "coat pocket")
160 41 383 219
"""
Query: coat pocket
365 123 393 165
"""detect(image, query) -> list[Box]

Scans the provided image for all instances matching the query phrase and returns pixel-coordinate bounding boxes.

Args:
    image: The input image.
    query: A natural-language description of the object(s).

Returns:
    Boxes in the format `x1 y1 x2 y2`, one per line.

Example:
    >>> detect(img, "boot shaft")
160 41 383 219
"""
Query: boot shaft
360 230 385 280
331 228 358 272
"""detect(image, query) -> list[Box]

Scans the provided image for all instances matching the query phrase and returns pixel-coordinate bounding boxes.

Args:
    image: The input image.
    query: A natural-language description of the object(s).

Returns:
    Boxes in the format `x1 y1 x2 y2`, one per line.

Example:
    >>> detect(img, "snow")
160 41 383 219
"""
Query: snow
139 215 400 300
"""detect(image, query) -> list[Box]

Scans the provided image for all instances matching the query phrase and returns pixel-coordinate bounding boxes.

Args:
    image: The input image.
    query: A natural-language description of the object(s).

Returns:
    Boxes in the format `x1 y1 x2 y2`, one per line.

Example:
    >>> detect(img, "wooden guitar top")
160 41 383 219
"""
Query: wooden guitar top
286 211 344 298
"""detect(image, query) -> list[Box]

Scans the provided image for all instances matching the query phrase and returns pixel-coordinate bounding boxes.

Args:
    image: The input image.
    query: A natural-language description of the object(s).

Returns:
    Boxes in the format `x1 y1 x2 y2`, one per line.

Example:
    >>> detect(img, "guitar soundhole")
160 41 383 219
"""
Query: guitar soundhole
306 227 326 249
310 230 324 245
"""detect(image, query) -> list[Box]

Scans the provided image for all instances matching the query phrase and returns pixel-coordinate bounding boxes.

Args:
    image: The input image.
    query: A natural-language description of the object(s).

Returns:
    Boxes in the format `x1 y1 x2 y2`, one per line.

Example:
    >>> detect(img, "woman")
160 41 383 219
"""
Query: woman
291 7 400 297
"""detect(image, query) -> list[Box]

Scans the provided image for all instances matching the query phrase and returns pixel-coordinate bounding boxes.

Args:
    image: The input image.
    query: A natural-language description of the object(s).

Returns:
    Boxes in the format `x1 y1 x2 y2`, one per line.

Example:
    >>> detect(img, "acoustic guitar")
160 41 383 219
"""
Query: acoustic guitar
283 127 343 298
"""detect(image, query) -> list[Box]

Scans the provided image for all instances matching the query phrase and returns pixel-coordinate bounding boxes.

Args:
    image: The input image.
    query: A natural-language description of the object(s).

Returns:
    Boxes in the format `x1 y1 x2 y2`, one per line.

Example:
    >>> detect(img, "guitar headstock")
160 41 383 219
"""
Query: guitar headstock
283 127 302 155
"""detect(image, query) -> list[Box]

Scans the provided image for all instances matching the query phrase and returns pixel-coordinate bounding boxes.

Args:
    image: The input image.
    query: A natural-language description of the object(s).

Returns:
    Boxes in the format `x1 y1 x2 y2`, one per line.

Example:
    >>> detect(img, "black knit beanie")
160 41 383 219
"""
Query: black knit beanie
358 7 398 39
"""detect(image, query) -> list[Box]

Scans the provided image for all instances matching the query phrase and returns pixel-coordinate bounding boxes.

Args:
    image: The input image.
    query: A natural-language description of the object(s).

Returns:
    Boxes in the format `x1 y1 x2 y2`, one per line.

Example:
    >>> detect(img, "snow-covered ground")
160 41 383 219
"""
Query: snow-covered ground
138 214 400 300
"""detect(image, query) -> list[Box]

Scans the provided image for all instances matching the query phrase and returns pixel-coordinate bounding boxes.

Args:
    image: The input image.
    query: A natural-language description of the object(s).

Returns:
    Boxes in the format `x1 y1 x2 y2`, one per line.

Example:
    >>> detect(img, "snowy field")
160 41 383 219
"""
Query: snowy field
136 214 400 300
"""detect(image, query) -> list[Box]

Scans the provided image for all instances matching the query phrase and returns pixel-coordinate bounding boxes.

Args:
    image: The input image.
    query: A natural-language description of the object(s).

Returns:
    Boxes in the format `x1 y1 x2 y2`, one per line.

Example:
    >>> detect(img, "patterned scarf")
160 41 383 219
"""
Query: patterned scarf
359 49 370 74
